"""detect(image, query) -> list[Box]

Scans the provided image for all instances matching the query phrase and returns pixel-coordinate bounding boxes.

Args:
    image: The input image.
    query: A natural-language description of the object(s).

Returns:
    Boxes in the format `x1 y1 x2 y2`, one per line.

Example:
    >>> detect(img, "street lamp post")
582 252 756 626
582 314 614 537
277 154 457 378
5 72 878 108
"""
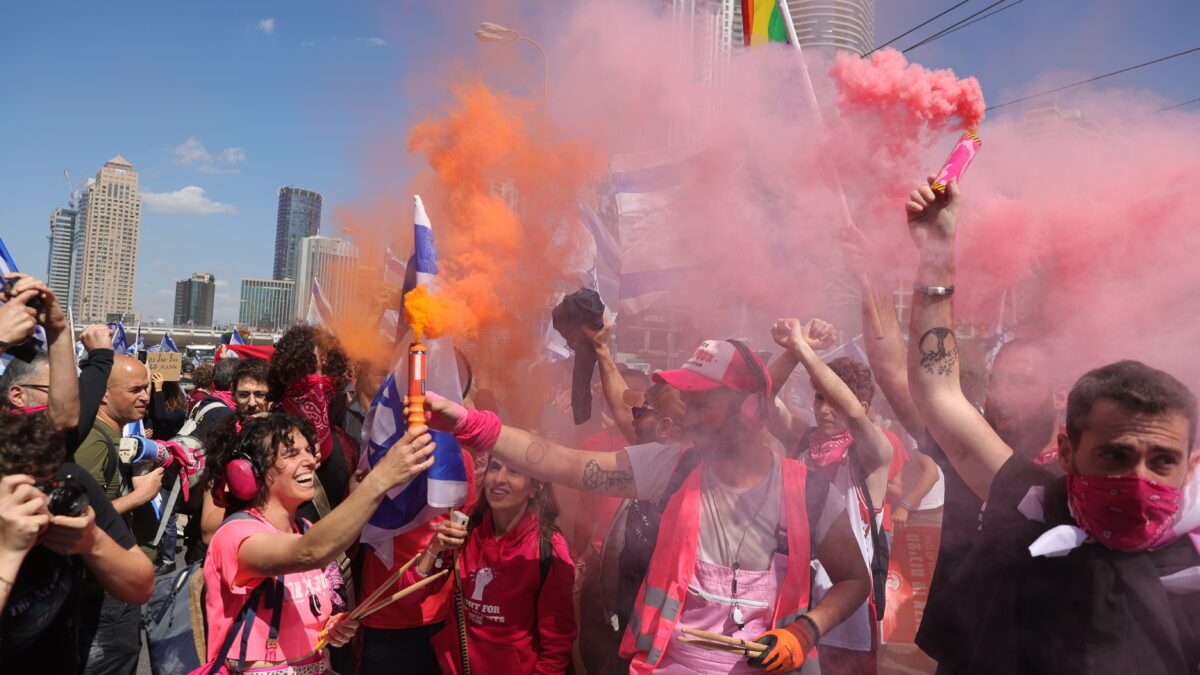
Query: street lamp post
475 22 548 137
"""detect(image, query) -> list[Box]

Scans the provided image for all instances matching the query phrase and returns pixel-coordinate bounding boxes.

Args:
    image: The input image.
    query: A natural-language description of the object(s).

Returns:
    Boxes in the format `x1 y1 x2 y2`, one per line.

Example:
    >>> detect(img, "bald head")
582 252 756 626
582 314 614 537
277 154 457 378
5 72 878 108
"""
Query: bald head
101 355 151 427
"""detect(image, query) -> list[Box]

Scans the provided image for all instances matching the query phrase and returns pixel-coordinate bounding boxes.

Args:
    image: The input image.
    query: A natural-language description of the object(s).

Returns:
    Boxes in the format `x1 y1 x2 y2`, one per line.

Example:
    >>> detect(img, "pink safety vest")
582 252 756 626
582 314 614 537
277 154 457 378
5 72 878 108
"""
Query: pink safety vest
620 456 812 673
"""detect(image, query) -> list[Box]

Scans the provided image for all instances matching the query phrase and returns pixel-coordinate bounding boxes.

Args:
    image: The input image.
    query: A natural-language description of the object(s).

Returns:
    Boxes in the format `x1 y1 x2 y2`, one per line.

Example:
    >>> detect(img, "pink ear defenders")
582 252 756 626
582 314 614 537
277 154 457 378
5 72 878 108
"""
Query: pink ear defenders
224 425 263 501
726 339 772 430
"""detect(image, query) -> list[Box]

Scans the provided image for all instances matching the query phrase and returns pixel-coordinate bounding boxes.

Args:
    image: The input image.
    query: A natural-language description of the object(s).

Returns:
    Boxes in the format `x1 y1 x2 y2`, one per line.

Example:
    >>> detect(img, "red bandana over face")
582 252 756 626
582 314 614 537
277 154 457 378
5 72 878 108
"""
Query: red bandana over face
806 430 854 468
1067 473 1182 552
282 375 336 461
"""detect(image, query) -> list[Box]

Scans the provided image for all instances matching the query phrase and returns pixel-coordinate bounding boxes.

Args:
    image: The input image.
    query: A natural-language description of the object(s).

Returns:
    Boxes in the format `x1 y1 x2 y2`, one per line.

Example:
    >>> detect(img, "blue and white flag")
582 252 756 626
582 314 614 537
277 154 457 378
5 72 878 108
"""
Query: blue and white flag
108 323 129 355
131 324 144 354
0 236 47 354
607 149 710 315
306 278 334 327
148 332 179 354
229 328 246 346
359 195 468 566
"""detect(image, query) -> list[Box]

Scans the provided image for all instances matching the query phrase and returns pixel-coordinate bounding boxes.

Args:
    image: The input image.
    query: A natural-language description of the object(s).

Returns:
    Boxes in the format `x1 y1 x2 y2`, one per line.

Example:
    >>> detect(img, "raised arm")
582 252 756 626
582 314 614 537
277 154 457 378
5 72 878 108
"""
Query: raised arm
72 325 115 450
3 276 78 429
425 395 640 499
765 350 810 451
235 426 435 580
776 318 894 503
583 319 637 444
905 177 1012 501
842 225 927 442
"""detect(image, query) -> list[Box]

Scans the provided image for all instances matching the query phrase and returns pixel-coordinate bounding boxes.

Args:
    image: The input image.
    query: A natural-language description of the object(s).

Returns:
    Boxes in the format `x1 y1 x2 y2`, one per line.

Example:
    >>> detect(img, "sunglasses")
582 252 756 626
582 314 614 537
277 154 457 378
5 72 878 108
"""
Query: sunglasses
631 404 661 421
20 384 50 392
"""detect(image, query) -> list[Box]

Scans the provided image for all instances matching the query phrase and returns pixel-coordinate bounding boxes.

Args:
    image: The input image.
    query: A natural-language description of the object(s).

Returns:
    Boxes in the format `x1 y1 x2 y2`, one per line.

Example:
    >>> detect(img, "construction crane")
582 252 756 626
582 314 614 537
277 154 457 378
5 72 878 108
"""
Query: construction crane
62 170 83 209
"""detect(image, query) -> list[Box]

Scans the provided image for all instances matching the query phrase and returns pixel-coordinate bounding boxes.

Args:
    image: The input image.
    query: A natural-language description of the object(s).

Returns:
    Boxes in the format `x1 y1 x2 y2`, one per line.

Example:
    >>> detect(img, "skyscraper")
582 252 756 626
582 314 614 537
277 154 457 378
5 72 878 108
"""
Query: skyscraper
294 236 357 321
174 273 216 326
239 278 295 331
46 207 76 306
72 156 142 323
273 187 323 281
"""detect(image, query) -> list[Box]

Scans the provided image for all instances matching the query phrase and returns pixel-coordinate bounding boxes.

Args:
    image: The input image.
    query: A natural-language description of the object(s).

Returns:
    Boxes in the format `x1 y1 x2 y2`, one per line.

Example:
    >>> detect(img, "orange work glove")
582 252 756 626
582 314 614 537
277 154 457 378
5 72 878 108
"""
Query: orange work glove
747 622 816 673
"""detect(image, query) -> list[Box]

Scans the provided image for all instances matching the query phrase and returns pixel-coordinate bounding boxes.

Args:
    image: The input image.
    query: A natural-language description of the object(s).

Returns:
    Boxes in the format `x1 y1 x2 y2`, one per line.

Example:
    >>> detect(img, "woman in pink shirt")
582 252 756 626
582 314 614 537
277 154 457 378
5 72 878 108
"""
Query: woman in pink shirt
200 413 437 674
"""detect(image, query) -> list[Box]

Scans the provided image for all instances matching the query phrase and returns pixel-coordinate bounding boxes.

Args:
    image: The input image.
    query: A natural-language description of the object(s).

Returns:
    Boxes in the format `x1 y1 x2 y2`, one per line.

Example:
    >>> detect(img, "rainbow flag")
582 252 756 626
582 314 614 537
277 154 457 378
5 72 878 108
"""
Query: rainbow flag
742 0 788 46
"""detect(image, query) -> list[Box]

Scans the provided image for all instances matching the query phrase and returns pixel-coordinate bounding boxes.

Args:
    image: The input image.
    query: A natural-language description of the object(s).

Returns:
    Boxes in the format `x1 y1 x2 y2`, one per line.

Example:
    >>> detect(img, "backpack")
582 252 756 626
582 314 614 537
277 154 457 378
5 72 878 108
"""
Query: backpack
144 511 310 675
177 399 227 438
600 449 702 638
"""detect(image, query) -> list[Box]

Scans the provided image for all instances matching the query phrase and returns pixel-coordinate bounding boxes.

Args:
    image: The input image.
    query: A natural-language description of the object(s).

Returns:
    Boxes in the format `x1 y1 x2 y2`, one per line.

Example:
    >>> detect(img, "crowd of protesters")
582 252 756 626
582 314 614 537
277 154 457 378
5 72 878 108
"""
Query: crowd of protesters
1 175 1197 675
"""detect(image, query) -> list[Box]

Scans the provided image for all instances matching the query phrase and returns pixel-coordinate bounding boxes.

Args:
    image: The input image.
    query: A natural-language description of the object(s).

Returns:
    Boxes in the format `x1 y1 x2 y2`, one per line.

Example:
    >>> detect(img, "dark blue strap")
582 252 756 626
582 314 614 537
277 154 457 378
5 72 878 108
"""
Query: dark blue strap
208 582 267 674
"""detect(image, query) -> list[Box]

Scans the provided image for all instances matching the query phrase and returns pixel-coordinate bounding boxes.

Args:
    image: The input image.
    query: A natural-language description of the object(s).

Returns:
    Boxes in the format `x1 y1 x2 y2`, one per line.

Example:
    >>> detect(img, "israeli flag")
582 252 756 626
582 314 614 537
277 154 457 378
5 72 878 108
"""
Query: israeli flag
148 332 179 354
0 236 47 354
108 323 129 354
306 278 334 327
359 195 468 566
131 323 144 354
229 328 246 346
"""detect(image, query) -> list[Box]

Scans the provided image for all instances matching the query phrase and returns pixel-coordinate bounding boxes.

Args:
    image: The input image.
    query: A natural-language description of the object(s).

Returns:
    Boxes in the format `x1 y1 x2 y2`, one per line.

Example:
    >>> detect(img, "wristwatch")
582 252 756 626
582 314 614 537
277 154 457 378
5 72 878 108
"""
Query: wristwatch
912 284 954 296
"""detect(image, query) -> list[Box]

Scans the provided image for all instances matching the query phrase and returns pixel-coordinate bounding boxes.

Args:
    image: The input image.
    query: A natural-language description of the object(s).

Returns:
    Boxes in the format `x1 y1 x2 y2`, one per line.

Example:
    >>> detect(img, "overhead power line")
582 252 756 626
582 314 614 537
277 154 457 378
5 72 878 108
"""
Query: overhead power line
864 0 973 57
903 0 1028 53
1156 96 1200 113
986 46 1200 111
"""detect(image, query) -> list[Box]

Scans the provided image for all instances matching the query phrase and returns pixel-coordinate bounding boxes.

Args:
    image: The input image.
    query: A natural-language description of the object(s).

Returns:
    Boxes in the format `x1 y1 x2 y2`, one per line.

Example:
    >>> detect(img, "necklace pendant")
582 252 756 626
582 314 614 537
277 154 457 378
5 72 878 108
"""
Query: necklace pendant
732 604 745 629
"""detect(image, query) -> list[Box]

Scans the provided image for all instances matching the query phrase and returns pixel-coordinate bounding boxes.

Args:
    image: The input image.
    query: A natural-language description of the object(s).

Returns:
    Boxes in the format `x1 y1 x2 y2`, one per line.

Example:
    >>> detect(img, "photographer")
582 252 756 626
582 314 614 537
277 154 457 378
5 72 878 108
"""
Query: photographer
73 353 162 674
0 413 154 671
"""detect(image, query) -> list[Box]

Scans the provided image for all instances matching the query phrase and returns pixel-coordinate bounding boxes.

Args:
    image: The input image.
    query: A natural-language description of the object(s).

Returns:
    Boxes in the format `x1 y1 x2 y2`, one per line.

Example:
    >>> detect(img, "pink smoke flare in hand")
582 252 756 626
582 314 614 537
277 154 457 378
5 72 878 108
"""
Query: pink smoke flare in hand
932 132 983 192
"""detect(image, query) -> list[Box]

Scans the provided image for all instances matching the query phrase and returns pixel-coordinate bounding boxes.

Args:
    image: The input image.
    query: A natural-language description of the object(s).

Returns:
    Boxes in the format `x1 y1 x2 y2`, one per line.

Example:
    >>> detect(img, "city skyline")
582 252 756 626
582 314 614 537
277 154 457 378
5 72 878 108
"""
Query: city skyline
5 2 1197 324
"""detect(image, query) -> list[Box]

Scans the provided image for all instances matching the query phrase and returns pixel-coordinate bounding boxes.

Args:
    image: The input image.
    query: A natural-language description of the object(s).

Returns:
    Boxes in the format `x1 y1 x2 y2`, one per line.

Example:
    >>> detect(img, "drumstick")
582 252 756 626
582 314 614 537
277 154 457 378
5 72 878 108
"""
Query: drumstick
677 636 765 656
681 628 767 652
351 551 420 621
353 570 450 620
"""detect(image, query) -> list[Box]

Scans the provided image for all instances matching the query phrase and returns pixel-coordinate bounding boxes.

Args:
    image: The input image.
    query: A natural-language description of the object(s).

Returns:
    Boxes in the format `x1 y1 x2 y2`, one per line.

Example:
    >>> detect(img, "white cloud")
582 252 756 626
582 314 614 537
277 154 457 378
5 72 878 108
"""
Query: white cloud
355 37 389 47
257 18 275 35
142 186 238 215
169 137 245 175
301 40 317 48
214 279 229 288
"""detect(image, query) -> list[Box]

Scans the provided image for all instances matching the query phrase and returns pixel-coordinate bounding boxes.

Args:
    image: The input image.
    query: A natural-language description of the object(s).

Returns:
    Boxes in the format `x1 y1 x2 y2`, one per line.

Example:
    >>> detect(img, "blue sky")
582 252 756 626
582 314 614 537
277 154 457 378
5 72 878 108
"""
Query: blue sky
1 0 1196 323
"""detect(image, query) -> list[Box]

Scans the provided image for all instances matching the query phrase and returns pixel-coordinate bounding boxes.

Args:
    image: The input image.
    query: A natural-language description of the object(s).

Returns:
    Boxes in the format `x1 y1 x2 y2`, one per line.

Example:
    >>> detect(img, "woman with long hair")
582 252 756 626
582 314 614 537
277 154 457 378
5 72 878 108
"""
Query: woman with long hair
400 455 577 674
200 413 436 674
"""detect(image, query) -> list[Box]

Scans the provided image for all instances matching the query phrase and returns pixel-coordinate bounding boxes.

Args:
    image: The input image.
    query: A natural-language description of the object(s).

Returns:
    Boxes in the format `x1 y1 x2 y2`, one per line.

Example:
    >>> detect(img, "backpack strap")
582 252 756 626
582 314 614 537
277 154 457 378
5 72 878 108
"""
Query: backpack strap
538 533 553 591
97 426 119 493
850 452 889 615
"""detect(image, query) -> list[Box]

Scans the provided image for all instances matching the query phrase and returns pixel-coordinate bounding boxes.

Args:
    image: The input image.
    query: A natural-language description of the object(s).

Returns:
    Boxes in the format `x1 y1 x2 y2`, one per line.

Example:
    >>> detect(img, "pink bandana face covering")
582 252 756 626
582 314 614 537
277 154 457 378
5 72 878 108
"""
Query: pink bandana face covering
806 430 854 468
1067 473 1182 552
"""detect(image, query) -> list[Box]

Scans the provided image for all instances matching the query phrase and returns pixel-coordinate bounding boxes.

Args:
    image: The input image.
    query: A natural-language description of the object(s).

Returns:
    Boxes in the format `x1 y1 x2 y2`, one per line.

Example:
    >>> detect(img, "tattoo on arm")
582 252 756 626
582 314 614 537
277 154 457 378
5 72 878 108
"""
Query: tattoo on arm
918 327 958 376
525 440 547 466
582 459 634 492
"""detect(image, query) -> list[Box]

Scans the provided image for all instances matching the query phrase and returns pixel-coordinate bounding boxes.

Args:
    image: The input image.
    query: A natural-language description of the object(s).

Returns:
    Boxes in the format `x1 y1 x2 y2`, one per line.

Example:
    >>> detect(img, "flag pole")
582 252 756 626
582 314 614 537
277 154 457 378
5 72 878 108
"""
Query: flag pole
776 0 885 339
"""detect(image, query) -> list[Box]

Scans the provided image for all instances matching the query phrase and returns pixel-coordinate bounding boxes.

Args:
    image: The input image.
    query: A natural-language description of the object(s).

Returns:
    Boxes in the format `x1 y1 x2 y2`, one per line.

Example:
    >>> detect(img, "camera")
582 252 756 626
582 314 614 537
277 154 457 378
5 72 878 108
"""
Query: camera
34 472 89 517
1 275 44 310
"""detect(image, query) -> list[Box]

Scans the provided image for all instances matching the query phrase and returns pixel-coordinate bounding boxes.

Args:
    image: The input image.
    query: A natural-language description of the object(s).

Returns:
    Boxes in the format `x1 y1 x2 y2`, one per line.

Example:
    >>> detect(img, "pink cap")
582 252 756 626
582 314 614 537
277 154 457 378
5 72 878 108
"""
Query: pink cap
653 340 768 393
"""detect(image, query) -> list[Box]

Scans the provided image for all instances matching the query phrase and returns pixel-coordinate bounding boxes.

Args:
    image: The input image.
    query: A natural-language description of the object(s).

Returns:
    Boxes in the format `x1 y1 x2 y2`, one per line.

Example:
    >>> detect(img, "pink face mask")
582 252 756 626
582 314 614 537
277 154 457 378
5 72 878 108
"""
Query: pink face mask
10 404 48 415
1066 474 1182 552
806 430 854 468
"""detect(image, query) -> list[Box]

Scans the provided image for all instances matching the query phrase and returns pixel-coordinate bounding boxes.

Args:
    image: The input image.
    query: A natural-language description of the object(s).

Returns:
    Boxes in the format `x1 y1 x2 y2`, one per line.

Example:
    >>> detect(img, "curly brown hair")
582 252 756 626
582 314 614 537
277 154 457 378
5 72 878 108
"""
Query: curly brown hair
826 356 876 406
267 325 350 401
191 363 215 389
200 412 320 512
0 412 66 476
